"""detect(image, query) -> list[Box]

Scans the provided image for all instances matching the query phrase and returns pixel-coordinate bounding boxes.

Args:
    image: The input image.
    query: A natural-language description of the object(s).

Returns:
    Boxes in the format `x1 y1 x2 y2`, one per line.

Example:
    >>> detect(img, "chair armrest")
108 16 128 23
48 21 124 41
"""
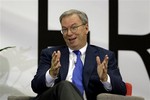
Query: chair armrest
97 93 144 100
8 96 34 100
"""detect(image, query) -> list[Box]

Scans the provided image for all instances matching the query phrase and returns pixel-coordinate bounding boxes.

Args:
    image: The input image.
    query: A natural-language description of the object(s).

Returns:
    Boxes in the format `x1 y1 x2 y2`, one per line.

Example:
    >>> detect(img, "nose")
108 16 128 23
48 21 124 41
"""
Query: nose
66 28 73 36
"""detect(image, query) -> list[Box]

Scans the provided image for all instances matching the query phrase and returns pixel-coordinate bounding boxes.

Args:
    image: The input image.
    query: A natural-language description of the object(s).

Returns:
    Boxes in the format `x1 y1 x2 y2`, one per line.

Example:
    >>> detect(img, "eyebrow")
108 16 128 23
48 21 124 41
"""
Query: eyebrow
62 23 78 29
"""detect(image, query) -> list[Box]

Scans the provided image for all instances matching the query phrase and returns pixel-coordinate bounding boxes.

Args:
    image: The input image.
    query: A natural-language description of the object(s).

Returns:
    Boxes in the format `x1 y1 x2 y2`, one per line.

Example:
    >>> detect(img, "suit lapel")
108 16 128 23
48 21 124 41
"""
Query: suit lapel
59 47 69 80
83 45 97 88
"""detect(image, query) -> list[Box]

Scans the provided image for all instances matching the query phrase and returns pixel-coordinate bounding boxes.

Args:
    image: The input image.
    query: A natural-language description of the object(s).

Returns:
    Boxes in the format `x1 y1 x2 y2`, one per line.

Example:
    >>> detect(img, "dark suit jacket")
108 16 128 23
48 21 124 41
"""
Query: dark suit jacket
31 44 126 100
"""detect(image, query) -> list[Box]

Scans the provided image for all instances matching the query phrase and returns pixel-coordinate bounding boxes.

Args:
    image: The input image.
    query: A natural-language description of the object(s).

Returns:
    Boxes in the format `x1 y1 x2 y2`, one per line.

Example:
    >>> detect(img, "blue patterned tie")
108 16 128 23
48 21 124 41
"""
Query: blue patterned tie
72 50 84 95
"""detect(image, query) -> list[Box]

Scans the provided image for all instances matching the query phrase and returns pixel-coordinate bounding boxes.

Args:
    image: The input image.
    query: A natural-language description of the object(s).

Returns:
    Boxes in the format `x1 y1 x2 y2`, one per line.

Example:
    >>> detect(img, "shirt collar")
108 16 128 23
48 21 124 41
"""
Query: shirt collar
68 43 88 55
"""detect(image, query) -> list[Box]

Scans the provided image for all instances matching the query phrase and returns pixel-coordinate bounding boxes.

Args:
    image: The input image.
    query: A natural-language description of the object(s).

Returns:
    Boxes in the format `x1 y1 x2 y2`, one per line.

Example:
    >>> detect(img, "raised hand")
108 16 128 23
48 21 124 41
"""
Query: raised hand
96 55 109 82
49 50 61 78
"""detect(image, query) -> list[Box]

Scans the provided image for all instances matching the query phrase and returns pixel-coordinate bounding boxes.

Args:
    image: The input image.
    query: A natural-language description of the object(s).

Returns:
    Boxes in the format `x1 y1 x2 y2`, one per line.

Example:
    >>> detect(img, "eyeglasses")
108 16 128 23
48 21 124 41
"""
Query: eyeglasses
61 24 85 34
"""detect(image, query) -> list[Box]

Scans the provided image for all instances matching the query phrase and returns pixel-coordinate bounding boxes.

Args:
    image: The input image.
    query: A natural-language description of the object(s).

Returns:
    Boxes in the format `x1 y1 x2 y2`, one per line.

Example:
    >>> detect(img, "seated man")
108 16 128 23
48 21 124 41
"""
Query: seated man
31 9 126 100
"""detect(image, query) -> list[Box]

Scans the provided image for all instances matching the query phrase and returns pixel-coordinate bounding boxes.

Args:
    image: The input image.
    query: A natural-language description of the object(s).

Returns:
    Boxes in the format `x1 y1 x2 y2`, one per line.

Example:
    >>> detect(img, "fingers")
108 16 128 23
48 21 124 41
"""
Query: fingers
96 55 109 81
96 55 109 67
103 55 109 69
50 50 61 77
52 50 61 66
57 50 61 60
96 56 101 65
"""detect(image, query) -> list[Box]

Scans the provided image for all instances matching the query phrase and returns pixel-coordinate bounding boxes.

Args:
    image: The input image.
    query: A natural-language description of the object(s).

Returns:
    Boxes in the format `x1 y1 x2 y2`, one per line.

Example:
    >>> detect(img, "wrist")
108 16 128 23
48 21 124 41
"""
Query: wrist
100 74 108 82
49 69 57 78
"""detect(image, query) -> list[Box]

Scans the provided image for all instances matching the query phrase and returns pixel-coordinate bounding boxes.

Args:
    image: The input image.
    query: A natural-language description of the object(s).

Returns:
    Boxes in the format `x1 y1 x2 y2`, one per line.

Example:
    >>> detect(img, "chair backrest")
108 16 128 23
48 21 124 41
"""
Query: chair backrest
125 82 132 96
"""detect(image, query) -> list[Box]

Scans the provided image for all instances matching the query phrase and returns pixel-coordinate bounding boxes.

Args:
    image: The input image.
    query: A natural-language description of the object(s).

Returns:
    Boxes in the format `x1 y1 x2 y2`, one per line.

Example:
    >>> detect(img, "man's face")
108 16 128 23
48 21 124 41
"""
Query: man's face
61 14 89 50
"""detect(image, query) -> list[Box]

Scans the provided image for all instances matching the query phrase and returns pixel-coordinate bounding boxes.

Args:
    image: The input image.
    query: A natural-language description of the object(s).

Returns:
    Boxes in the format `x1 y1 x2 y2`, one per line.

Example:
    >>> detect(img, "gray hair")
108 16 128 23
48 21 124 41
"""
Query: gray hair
59 9 88 25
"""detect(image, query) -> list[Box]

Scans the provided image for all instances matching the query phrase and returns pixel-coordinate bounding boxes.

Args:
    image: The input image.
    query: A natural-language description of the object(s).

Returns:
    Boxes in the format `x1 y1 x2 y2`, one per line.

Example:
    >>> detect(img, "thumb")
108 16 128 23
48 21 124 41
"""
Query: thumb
96 56 101 65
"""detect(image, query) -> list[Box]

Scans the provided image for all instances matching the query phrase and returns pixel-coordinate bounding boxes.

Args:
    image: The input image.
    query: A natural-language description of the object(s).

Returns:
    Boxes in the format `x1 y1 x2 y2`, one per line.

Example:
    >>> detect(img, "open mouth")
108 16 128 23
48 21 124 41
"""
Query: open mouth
69 37 76 42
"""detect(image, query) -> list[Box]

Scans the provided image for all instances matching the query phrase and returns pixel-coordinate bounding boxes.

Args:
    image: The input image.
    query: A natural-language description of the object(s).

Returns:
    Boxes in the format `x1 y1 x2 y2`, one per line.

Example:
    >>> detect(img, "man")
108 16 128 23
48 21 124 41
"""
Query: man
31 9 126 100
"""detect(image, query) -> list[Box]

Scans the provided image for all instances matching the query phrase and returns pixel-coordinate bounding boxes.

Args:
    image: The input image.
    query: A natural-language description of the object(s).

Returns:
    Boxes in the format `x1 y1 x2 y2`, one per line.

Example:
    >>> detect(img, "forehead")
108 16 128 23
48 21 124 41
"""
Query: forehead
61 14 82 26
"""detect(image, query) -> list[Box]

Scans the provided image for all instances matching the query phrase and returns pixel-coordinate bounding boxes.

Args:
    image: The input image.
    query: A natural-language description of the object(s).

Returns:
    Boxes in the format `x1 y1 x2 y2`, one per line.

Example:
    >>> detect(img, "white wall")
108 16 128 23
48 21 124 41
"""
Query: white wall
0 0 149 100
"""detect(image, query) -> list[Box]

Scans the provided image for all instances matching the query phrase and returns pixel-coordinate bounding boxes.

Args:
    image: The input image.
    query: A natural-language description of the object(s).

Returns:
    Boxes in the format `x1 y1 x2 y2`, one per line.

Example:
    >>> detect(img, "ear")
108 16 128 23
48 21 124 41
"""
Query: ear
85 24 89 34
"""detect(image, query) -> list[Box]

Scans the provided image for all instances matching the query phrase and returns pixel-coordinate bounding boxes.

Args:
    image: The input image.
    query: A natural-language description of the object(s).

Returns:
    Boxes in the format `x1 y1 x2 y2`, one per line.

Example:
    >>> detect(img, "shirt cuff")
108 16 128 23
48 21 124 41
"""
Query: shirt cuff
101 74 112 91
45 69 57 87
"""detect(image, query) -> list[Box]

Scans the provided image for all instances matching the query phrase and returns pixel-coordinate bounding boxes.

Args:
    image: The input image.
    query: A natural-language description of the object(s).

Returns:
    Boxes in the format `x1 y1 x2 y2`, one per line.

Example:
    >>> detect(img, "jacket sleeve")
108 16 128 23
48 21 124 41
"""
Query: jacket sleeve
31 48 53 94
107 52 127 95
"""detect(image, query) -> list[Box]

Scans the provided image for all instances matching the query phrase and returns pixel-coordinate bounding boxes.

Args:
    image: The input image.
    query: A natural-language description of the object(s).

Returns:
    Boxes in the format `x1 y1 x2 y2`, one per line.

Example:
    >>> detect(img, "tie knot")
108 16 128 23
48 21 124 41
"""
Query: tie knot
73 50 81 56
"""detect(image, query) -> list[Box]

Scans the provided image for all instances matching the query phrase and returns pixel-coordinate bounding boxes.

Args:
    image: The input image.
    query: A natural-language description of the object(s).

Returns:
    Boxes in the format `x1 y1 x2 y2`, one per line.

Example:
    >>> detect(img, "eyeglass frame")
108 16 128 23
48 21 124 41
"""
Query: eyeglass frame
61 24 85 34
